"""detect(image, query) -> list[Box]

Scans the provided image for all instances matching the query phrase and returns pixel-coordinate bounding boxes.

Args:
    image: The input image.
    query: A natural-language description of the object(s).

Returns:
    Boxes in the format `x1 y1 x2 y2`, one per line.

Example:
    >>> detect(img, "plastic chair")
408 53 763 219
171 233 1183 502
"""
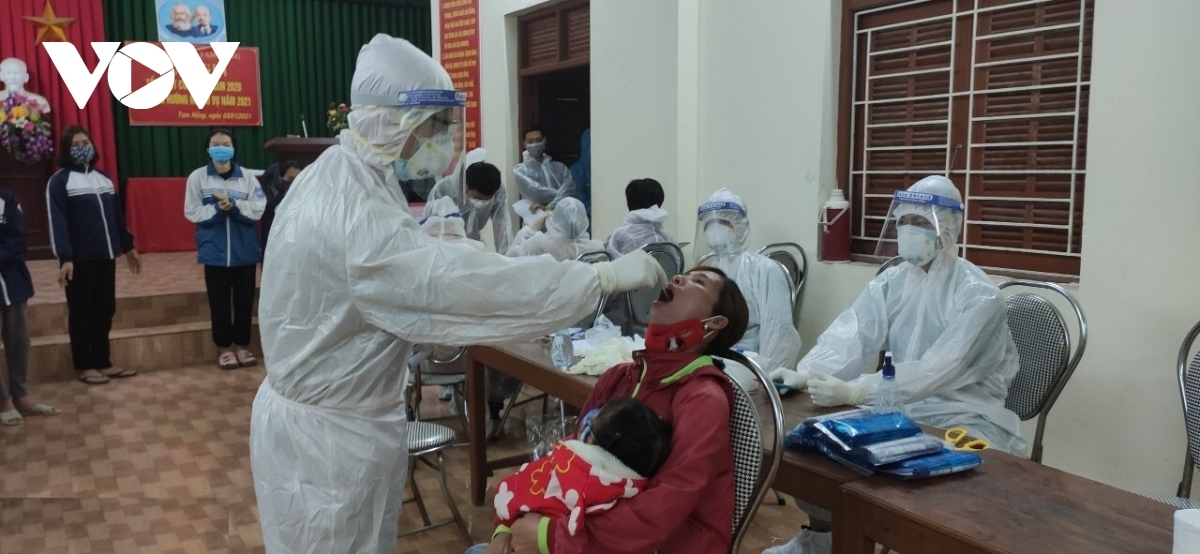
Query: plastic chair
625 242 685 336
398 420 471 543
1137 321 1200 509
720 350 785 553
998 279 1088 463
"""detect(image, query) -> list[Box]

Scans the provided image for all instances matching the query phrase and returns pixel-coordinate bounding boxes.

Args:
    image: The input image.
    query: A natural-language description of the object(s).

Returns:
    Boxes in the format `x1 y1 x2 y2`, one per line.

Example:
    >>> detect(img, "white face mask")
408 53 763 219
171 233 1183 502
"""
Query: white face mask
404 132 456 180
468 197 491 210
897 224 939 266
526 141 546 156
705 225 736 253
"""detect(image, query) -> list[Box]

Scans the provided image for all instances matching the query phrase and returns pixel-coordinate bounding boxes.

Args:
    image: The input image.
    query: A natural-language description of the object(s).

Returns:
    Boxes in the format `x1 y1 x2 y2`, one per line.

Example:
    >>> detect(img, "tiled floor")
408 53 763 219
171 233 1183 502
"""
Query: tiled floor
27 252 259 306
1 366 809 553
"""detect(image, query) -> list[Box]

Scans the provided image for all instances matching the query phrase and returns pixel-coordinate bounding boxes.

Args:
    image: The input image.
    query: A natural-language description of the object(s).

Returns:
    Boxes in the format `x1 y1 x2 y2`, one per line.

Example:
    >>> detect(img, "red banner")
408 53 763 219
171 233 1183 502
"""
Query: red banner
440 0 480 150
128 45 262 127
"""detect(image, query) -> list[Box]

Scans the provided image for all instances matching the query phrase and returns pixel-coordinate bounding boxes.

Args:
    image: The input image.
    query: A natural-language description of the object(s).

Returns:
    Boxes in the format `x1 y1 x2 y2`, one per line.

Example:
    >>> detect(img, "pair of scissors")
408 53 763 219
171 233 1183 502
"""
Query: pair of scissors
945 427 990 451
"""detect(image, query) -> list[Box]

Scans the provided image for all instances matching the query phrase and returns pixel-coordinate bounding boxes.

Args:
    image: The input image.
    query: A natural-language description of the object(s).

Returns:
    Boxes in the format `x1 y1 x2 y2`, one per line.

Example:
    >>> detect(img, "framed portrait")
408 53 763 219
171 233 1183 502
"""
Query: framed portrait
156 0 228 43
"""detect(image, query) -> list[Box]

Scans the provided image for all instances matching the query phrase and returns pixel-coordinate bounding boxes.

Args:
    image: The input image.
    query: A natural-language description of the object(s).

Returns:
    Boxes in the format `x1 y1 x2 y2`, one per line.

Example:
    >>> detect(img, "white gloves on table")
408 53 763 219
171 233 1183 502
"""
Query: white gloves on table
769 368 810 390
595 250 669 296
807 372 865 407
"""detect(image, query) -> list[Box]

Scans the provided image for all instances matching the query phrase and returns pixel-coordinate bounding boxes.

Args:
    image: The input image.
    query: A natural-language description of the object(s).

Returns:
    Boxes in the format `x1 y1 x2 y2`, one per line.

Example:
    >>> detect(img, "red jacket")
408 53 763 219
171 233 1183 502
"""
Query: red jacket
545 351 736 554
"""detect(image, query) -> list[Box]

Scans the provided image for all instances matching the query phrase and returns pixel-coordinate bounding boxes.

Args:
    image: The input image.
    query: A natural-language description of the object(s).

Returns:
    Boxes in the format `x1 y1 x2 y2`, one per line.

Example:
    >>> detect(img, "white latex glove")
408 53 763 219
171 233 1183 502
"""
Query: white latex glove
807 372 865 407
594 250 668 295
769 368 809 390
531 209 553 232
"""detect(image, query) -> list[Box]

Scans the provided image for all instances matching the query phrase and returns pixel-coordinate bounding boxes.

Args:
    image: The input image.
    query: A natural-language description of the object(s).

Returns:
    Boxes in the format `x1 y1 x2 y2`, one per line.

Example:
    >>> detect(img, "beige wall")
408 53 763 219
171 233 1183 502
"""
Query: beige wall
452 0 1200 494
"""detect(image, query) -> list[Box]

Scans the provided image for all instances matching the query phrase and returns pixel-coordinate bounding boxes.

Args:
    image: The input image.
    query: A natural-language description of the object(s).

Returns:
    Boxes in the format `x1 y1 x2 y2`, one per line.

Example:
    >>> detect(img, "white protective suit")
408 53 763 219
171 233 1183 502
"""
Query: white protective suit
250 35 664 554
507 197 604 261
512 150 575 208
799 176 1027 455
604 205 678 259
427 148 512 253
696 189 801 370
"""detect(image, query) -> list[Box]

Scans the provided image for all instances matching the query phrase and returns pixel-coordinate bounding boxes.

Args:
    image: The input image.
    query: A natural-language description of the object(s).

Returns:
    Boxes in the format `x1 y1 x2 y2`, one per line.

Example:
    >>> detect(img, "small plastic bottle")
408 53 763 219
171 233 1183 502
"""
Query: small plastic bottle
872 352 906 415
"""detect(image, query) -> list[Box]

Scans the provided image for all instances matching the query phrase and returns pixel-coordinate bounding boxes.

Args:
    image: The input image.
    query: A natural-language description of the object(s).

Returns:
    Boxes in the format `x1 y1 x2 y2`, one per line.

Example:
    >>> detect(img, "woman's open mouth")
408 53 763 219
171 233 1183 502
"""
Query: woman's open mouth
656 288 675 304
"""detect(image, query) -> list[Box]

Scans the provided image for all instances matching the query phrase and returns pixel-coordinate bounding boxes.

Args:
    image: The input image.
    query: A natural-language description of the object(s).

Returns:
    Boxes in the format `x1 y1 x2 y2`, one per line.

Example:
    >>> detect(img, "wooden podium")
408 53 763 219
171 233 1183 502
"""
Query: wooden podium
263 137 338 167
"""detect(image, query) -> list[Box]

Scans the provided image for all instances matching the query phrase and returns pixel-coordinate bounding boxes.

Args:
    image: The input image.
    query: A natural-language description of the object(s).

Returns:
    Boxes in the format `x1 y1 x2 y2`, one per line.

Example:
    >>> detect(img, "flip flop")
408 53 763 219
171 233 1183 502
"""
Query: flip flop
18 404 60 417
235 349 258 367
101 367 138 379
78 374 110 385
218 351 240 370
0 409 22 426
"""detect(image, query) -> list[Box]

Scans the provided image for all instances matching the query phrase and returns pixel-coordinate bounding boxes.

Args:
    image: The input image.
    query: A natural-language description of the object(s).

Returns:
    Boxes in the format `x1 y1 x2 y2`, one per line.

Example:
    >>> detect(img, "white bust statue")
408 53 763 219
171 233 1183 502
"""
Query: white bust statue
0 58 51 113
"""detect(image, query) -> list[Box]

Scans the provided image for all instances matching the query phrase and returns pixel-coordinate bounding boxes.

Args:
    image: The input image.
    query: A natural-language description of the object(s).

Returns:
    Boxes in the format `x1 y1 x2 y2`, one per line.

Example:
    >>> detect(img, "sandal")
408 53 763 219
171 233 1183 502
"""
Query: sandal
78 373 110 385
101 367 138 379
0 409 21 426
235 349 258 367
218 351 240 370
18 404 60 417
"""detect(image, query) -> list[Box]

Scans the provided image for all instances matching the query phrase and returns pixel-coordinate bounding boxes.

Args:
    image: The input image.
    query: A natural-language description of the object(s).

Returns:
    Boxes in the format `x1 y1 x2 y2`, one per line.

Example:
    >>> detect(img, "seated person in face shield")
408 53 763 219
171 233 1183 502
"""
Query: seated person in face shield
695 188 801 371
479 397 673 554
474 267 750 554
428 149 513 253
765 176 1026 554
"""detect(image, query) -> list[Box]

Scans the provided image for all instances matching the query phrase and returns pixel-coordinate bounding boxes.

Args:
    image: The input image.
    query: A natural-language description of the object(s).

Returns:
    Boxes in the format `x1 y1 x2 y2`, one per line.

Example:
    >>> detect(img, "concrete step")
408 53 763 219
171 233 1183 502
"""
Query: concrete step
26 290 260 339
28 320 262 385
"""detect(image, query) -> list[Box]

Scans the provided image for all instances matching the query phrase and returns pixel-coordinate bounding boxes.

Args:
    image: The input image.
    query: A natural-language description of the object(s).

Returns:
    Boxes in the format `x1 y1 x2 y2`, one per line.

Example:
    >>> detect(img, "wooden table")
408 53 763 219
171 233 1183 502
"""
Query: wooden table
833 450 1176 554
465 342 866 511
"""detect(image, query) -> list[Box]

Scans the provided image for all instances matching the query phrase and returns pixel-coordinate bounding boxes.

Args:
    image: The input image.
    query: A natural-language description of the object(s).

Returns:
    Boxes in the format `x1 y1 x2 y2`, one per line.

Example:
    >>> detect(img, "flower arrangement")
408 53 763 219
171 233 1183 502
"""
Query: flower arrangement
326 102 350 133
0 94 53 164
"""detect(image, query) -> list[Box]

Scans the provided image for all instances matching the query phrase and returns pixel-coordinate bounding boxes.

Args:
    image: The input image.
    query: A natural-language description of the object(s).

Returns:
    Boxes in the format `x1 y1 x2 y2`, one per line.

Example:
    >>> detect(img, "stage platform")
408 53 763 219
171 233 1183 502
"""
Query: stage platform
24 252 262 383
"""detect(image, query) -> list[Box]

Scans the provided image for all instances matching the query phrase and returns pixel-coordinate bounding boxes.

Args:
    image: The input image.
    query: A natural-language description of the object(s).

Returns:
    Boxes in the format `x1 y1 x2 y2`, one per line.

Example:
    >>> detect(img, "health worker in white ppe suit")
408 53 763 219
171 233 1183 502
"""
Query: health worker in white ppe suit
427 147 513 253
250 34 667 554
507 197 604 260
694 188 801 370
765 176 1025 554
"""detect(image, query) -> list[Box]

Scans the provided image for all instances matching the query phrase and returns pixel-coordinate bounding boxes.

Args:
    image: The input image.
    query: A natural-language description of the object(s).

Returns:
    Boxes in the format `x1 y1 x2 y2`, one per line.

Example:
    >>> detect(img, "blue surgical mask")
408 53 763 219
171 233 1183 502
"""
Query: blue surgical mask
208 145 235 162
392 159 409 181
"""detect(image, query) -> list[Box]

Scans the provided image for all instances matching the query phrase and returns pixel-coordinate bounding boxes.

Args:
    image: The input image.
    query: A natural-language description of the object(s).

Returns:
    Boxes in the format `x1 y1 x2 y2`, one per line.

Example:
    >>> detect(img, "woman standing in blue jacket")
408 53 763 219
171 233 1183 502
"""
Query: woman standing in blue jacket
47 125 142 385
184 128 266 370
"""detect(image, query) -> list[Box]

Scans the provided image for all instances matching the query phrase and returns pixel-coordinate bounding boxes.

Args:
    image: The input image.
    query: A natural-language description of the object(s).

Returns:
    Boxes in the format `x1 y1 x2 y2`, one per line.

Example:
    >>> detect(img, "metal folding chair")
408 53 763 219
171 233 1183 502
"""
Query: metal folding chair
876 255 904 276
625 242 685 336
758 242 807 327
399 421 471 543
720 350 785 553
1137 320 1200 509
998 279 1088 463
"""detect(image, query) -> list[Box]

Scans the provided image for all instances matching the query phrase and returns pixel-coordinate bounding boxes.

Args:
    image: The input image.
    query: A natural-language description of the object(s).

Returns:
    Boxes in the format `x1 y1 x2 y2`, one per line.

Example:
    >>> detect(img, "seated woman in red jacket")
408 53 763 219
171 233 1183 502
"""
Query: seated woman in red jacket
487 266 750 554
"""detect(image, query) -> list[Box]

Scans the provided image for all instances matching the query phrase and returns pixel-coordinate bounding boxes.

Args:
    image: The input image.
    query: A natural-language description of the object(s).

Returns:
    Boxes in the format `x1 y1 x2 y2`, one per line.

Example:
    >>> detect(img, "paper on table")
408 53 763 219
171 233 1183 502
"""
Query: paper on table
1175 509 1200 554
513 198 537 224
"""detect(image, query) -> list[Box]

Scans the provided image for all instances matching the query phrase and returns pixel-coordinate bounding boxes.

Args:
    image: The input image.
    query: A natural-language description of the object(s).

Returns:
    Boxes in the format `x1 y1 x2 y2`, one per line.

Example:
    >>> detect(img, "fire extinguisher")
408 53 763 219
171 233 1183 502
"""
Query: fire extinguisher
821 188 851 262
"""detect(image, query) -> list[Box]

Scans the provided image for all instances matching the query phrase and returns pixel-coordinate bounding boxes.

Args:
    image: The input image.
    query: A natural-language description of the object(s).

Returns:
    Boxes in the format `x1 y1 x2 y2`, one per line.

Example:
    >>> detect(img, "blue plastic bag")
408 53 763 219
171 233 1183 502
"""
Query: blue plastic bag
879 449 983 479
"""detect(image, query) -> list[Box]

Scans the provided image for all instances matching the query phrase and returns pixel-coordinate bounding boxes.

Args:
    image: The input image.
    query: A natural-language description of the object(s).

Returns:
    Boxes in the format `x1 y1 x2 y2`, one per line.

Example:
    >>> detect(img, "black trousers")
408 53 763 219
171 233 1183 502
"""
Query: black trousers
65 259 116 371
204 265 256 348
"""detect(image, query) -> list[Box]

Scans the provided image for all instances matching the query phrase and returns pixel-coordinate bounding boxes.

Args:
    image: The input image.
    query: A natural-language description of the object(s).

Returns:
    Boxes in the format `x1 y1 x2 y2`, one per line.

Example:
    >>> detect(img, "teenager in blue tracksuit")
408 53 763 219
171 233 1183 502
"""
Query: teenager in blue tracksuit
47 125 142 385
0 185 58 424
184 128 266 370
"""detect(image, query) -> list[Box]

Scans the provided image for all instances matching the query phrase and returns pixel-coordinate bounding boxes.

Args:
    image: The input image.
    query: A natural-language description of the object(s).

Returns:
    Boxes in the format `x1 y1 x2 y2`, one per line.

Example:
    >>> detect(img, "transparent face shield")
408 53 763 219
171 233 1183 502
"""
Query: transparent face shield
693 201 747 266
875 190 962 265
390 90 467 195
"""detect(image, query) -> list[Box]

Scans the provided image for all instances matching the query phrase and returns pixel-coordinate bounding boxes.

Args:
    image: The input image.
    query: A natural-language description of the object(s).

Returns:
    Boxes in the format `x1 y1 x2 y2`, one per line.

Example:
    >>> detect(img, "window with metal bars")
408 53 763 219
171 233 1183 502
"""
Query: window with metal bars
838 0 1092 277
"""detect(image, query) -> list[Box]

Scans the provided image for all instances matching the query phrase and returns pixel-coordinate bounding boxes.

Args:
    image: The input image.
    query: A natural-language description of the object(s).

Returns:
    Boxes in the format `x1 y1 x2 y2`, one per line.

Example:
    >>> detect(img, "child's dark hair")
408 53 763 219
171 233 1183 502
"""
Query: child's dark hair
591 396 673 478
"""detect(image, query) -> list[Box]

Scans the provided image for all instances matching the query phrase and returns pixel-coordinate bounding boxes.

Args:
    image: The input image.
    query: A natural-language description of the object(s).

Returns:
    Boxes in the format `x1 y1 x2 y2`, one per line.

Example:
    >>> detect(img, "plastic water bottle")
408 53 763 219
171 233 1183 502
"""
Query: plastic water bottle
550 331 574 371
873 352 906 415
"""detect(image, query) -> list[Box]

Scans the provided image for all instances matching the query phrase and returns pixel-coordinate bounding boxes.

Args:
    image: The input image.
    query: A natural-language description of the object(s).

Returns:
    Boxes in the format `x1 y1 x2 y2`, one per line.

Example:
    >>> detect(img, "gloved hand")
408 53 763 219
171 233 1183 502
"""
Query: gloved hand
531 209 552 232
769 368 809 390
594 250 668 295
807 373 865 407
